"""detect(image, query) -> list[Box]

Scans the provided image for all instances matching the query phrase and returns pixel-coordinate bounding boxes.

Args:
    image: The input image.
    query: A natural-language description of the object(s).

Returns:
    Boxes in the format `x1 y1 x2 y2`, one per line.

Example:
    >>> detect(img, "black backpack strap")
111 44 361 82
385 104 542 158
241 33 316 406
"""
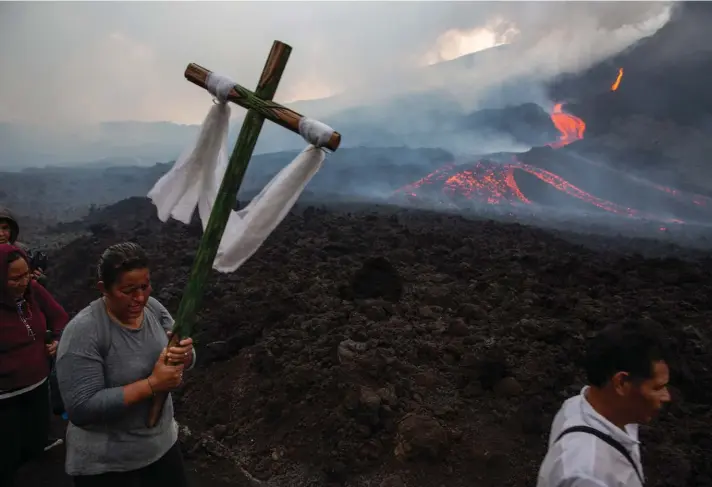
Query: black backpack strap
556 425 644 486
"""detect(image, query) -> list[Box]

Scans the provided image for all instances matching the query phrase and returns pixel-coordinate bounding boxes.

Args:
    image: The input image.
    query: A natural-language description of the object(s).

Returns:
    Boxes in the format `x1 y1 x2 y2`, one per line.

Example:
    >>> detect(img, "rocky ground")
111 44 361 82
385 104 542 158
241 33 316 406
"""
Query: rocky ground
22 197 712 487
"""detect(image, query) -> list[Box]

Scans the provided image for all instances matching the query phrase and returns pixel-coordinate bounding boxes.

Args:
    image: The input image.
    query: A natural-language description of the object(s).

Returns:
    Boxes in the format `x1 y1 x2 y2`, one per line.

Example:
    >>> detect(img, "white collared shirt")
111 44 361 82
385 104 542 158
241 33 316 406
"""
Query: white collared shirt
537 386 644 487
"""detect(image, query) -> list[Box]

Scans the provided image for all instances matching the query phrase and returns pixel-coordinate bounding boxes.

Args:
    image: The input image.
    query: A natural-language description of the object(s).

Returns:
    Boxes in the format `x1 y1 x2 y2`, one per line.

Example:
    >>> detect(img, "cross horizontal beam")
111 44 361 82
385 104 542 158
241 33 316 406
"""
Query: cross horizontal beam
185 63 342 152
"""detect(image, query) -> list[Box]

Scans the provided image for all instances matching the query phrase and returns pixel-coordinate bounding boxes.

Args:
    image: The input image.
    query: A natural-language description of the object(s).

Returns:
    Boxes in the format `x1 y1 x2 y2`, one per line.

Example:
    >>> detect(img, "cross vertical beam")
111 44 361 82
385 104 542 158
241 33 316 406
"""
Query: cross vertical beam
147 40 292 427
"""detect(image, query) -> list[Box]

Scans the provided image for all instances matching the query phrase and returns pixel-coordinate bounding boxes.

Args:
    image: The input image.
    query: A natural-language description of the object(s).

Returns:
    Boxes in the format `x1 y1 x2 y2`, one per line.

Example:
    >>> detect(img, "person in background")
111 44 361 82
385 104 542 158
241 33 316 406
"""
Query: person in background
537 323 671 487
1 208 62 419
0 244 69 487
56 242 196 487
0 207 47 285
0 208 16 246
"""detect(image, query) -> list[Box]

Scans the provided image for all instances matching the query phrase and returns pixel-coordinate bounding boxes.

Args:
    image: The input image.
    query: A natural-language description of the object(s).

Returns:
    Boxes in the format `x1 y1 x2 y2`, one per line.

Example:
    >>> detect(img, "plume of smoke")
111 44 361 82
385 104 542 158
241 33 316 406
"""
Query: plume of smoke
0 1 676 170
338 2 674 115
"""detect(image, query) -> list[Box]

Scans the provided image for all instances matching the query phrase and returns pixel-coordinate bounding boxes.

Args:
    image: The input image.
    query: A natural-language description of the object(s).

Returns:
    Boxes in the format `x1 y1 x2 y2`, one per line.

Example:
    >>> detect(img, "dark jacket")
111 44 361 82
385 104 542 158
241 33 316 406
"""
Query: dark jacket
0 244 68 391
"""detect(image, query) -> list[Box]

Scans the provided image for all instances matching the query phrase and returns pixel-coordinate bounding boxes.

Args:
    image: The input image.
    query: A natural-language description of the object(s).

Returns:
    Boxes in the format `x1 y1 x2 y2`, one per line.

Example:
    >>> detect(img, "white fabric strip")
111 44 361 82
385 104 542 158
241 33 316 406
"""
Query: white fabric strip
148 100 330 273
148 102 231 224
213 145 325 271
206 72 236 104
298 117 334 148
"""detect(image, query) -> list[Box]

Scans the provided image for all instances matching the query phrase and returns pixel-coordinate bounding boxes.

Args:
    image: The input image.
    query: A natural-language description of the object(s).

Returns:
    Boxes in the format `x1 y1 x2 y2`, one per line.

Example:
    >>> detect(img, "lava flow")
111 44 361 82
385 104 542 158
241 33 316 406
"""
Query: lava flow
402 162 528 205
396 158 682 223
567 152 712 209
611 67 624 91
395 66 706 225
548 103 586 149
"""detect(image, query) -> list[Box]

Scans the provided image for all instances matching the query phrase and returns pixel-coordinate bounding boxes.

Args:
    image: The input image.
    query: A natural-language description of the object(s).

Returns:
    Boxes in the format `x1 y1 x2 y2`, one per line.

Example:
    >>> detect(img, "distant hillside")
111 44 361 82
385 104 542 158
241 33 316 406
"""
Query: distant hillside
0 146 453 223
0 94 559 171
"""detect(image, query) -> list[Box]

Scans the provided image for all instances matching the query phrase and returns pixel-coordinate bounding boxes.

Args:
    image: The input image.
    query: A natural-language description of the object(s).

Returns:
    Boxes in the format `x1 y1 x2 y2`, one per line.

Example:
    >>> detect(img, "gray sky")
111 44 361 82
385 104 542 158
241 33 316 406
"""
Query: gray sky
0 1 673 126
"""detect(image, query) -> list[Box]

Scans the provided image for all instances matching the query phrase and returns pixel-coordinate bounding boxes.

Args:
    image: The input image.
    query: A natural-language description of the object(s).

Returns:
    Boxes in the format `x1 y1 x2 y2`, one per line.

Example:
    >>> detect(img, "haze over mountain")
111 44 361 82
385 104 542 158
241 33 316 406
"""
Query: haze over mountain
3 2 712 239
0 2 673 170
5 6 712 487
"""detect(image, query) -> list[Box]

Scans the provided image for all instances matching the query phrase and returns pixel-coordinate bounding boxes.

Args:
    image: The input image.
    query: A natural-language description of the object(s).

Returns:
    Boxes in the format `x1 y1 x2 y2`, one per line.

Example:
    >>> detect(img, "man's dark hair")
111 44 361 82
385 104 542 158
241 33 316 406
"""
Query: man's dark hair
584 323 669 387
97 242 149 289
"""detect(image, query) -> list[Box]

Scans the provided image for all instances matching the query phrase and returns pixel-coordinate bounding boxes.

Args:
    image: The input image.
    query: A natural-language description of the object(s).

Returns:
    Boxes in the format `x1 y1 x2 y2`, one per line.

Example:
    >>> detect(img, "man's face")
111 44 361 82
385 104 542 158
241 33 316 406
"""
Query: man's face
0 220 11 244
626 360 671 423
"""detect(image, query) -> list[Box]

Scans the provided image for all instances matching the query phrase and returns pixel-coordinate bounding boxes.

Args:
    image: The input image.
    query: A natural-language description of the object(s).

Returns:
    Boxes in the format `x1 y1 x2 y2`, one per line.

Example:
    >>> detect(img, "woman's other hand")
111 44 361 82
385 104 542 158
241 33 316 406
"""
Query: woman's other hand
46 339 58 357
166 331 194 367
148 349 185 393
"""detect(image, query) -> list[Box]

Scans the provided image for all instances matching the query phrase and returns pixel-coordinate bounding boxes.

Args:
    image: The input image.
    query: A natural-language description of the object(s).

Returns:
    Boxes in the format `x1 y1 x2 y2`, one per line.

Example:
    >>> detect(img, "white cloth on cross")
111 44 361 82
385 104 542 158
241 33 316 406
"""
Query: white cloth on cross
147 72 335 273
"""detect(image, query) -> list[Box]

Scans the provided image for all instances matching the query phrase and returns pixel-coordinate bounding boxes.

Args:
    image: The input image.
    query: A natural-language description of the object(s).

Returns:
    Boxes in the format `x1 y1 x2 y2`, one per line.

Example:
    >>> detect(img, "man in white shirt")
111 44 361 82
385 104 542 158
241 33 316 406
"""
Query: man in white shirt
537 323 671 487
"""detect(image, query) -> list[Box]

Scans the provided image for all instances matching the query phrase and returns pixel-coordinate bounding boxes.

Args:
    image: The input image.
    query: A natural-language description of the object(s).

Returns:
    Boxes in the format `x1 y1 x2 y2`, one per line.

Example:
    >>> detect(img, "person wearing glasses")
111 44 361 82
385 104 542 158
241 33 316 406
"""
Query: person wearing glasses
56 242 196 487
0 243 69 486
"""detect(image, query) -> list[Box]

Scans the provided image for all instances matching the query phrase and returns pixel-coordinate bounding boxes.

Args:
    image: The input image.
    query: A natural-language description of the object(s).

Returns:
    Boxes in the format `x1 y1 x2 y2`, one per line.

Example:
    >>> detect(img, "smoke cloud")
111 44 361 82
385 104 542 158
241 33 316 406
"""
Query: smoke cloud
0 1 672 128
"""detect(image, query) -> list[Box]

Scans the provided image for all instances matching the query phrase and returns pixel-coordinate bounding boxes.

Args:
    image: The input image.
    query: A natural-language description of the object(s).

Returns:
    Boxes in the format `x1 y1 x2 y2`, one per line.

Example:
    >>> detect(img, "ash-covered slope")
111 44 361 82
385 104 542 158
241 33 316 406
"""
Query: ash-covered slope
46 196 712 487
544 2 712 190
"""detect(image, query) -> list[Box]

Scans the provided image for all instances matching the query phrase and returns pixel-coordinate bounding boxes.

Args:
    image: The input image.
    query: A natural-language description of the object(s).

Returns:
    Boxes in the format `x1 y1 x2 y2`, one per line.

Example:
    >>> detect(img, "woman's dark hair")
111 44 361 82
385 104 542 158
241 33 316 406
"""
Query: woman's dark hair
584 322 669 387
97 242 149 289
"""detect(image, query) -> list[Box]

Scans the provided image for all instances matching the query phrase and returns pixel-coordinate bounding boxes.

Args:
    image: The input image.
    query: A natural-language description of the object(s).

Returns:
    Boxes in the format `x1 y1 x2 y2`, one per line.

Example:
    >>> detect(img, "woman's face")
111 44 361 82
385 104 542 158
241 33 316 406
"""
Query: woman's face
0 220 12 245
6 256 31 299
102 267 152 321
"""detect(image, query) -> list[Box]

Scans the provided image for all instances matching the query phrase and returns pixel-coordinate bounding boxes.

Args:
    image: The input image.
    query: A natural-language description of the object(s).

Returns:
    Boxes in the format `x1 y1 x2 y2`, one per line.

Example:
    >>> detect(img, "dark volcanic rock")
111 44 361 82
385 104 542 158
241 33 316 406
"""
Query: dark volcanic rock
347 256 404 302
395 413 450 462
44 197 712 487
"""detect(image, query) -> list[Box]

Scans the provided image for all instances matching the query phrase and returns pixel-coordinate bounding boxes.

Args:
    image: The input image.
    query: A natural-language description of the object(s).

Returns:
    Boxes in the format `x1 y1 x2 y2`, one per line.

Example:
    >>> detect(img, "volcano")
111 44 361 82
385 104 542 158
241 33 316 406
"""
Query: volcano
394 65 712 227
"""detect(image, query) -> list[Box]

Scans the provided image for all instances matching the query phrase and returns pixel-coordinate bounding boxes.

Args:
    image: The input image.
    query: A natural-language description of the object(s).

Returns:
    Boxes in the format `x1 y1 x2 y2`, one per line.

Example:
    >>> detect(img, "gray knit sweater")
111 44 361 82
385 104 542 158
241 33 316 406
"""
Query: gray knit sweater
56 297 184 476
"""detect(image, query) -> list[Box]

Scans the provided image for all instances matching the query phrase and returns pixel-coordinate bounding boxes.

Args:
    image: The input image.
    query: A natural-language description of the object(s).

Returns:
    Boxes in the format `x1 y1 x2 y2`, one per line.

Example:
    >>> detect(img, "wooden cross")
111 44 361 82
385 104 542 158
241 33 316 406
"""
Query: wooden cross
147 40 342 427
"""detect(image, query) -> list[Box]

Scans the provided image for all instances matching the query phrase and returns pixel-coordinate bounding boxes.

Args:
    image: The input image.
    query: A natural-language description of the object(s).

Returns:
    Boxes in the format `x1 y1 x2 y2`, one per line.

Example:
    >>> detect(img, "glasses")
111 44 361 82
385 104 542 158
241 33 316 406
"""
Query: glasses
8 271 31 285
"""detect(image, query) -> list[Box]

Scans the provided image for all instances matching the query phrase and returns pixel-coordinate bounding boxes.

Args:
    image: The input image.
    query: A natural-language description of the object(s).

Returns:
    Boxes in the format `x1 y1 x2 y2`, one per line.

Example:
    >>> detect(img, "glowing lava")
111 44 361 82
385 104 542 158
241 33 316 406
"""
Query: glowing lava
647 182 711 208
548 103 586 149
442 162 528 204
567 152 712 210
398 162 526 205
396 159 682 223
611 67 624 91
395 64 708 225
